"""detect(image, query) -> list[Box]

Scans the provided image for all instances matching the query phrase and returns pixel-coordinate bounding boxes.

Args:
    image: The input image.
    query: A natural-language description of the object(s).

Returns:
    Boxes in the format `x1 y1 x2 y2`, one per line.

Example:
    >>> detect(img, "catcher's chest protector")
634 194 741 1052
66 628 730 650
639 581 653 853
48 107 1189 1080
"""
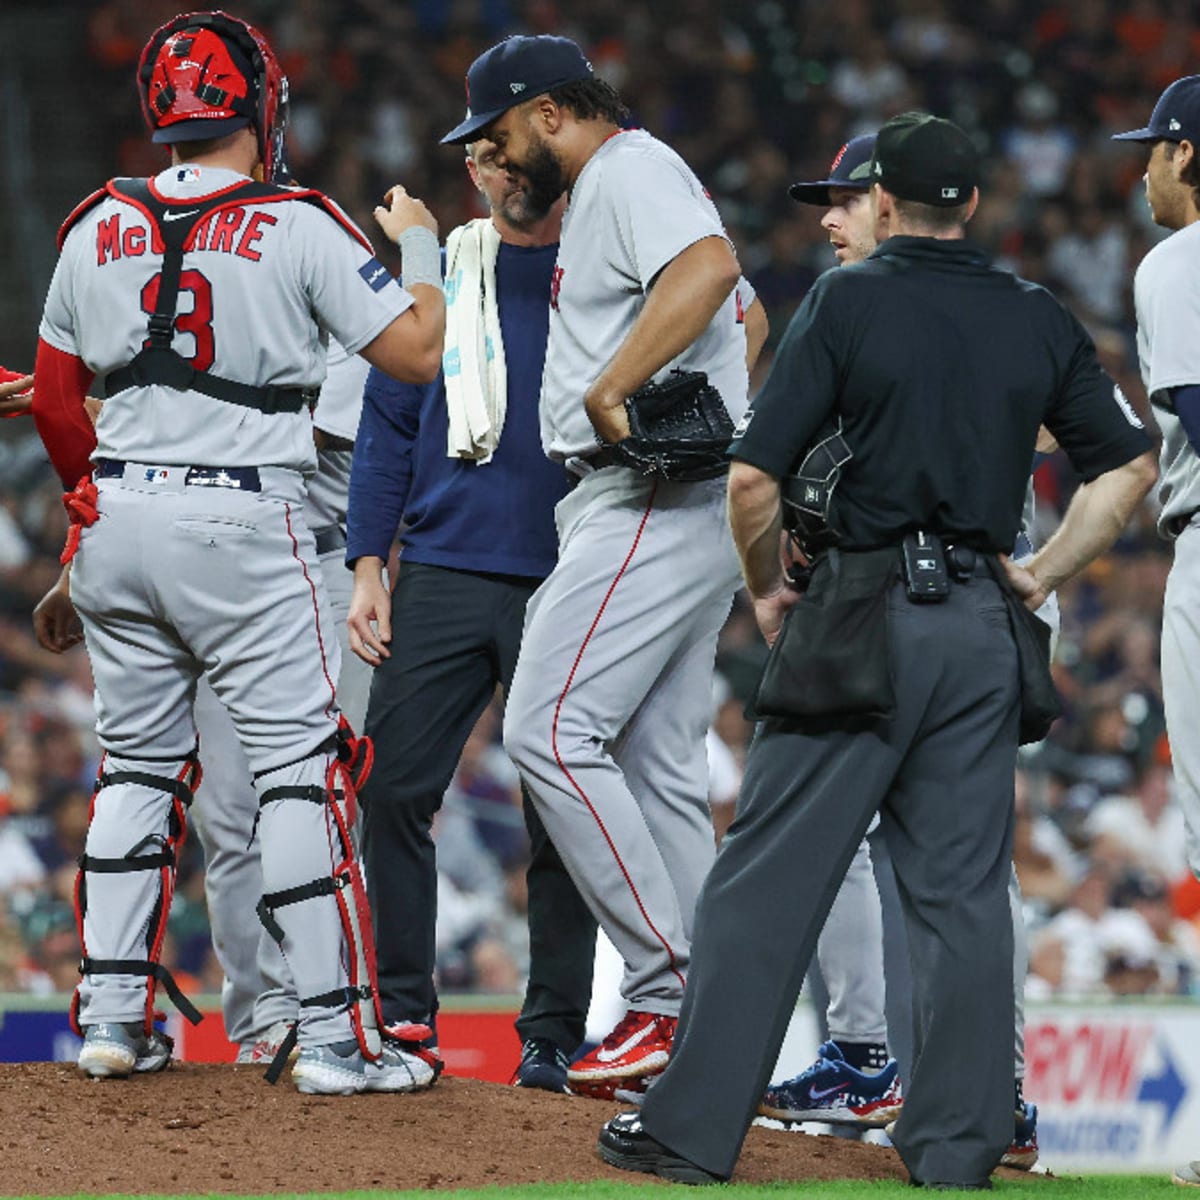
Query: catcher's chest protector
57 177 369 414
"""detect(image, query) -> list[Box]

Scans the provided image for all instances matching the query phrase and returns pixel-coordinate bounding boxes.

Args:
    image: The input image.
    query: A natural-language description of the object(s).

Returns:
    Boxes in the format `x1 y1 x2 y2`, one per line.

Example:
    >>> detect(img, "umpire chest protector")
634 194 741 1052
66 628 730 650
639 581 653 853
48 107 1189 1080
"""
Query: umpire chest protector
58 177 370 414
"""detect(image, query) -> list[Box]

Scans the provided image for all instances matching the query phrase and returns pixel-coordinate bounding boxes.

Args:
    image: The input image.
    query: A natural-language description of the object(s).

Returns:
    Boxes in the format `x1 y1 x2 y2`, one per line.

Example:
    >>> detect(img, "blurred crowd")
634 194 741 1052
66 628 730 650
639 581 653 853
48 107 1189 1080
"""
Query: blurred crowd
1 0 1198 1008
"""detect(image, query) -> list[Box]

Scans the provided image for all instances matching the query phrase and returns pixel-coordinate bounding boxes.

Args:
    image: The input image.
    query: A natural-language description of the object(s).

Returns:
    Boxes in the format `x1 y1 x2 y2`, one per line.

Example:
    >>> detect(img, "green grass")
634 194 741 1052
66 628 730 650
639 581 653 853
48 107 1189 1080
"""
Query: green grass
26 1177 1178 1200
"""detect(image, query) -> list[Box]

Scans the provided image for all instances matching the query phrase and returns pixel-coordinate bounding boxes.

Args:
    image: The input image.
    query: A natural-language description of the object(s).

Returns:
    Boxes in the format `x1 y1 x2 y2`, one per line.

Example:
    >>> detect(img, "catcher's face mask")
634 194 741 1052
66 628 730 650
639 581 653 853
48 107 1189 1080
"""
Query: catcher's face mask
137 10 291 183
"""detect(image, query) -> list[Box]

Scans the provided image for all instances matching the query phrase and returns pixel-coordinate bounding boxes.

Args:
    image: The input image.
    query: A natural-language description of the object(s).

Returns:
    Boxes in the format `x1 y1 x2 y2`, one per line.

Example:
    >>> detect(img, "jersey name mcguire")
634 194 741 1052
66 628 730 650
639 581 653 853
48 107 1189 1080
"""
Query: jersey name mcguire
94 206 278 266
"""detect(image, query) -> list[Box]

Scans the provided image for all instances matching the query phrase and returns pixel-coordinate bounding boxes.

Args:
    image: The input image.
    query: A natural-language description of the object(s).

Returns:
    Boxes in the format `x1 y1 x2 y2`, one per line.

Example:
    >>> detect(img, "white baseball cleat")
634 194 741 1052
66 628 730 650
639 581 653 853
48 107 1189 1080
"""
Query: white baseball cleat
78 1022 172 1078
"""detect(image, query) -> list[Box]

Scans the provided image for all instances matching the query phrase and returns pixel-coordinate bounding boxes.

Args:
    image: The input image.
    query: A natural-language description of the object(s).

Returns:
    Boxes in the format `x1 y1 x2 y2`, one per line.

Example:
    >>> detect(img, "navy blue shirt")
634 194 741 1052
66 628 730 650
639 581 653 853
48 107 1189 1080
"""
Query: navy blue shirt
347 240 567 579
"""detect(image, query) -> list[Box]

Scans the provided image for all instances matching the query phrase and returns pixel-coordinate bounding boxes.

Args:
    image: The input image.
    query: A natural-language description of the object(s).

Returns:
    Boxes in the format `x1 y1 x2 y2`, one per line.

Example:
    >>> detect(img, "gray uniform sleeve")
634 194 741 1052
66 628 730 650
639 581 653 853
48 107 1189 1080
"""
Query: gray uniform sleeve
1137 249 1200 398
291 203 413 356
38 228 82 355
607 148 729 289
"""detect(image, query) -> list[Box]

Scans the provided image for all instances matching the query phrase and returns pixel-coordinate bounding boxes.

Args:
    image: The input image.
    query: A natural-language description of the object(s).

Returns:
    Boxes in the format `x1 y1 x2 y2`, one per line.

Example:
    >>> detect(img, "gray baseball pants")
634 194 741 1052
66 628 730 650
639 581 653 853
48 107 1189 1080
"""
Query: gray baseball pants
504 469 740 1015
190 545 369 1044
71 468 355 1049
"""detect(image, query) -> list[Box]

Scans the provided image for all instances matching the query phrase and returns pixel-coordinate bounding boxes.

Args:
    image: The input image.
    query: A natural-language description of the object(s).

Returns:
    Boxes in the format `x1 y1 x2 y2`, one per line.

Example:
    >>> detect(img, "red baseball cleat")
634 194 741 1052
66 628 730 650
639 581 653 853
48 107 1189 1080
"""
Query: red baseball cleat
568 1010 676 1100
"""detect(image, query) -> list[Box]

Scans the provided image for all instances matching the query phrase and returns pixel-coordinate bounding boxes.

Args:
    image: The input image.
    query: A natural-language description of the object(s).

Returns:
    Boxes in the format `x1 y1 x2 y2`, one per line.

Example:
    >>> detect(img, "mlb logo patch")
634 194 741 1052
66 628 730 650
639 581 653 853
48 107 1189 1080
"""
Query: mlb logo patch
143 468 169 483
176 167 201 184
358 257 393 292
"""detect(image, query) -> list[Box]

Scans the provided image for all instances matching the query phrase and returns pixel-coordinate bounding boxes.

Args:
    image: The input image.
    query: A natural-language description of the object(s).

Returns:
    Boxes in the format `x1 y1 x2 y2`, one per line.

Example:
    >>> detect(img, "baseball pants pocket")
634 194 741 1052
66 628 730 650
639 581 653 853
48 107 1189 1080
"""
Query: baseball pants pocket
174 515 259 541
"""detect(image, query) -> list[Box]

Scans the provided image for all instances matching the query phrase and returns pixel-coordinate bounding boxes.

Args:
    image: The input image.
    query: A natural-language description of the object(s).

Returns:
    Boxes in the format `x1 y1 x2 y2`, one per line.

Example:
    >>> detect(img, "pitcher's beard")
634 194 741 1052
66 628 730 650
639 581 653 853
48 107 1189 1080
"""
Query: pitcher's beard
522 136 569 215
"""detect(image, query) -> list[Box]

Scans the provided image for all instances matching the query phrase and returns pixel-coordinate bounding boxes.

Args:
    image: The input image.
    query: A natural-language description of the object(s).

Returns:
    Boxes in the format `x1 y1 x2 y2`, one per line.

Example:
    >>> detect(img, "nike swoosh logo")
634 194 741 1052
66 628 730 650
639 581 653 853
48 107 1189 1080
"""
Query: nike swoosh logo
810 1082 850 1100
595 1022 658 1063
163 209 200 222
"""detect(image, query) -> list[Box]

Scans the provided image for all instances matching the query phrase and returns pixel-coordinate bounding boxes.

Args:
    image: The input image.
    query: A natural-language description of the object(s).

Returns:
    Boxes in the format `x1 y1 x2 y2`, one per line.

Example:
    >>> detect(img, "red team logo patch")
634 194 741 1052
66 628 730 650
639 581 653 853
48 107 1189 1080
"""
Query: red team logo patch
550 264 564 312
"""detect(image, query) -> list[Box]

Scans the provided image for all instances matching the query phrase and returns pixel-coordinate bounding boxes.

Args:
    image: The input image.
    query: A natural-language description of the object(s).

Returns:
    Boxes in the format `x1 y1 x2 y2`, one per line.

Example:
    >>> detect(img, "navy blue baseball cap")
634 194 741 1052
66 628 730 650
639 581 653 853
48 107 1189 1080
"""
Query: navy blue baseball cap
441 35 594 145
1113 76 1200 144
789 135 876 205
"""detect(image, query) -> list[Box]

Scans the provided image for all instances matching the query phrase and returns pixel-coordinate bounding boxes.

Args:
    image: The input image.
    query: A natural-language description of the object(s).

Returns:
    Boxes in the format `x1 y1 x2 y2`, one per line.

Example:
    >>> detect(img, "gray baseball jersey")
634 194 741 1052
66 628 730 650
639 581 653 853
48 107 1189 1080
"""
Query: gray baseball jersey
1134 220 1200 535
40 164 409 473
539 130 748 459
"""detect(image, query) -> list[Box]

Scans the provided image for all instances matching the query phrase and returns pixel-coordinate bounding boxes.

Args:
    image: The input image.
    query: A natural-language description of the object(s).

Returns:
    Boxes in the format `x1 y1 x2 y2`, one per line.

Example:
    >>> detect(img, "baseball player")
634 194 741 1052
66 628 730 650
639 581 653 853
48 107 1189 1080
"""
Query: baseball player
33 343 379 1068
189 336 377 1066
1112 74 1200 1190
759 134 1047 1168
29 10 444 1094
346 136 599 1093
441 35 751 1099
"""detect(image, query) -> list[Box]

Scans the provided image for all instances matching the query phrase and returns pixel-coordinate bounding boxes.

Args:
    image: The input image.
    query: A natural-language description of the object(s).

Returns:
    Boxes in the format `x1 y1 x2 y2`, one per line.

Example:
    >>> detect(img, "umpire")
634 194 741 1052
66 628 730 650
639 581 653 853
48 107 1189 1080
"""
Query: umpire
598 112 1156 1188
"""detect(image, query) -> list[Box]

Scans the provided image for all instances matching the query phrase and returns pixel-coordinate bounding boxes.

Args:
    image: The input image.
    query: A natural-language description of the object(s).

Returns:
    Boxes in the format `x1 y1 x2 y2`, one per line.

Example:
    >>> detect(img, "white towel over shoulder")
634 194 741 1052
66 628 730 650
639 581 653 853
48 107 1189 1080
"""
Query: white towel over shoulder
443 218 506 463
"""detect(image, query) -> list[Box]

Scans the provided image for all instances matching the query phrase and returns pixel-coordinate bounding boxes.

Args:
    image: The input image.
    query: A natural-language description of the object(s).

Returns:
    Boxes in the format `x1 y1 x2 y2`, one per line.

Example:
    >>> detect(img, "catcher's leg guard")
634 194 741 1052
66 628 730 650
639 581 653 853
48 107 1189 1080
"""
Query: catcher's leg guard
255 726 383 1081
71 753 204 1037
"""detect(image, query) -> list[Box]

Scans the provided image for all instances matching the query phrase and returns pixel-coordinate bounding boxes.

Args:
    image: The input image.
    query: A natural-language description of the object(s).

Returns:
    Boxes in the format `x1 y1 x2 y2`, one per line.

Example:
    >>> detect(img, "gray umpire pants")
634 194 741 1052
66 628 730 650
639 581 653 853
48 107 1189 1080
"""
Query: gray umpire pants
641 568 1019 1186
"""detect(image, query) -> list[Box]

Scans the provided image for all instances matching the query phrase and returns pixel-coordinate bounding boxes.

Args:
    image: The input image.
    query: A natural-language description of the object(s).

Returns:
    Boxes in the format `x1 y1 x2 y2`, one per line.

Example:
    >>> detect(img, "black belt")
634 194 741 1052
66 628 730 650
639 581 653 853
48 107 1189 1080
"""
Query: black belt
313 524 347 556
836 541 992 582
1167 510 1198 538
94 459 261 492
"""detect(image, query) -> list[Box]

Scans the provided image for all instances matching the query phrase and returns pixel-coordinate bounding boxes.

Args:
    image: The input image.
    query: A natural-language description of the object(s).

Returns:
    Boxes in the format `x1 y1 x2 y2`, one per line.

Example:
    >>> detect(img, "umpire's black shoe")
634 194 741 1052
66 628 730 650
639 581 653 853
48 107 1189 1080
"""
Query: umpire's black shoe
598 1112 724 1185
912 1181 993 1191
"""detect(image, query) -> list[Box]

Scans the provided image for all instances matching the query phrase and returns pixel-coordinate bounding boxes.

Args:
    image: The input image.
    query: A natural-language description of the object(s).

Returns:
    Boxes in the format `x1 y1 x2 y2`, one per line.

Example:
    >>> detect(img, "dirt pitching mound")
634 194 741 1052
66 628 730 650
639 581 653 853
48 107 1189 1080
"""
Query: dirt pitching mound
0 1062 1035 1194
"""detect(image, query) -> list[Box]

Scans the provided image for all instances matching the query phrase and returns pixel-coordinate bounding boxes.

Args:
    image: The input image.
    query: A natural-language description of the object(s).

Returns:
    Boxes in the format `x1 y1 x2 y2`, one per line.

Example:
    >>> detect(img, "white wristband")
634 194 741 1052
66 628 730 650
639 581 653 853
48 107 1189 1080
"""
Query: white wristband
397 227 442 291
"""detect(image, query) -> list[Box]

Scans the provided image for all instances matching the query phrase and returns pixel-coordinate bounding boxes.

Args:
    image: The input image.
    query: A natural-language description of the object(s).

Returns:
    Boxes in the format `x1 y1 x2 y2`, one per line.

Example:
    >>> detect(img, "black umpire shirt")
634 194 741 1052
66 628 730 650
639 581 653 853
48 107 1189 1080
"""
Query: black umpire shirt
732 236 1153 551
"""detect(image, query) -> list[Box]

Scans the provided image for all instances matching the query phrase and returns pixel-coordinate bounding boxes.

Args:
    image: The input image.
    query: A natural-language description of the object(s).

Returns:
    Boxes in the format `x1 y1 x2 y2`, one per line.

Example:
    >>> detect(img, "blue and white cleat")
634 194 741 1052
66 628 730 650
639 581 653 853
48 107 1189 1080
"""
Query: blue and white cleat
758 1040 903 1127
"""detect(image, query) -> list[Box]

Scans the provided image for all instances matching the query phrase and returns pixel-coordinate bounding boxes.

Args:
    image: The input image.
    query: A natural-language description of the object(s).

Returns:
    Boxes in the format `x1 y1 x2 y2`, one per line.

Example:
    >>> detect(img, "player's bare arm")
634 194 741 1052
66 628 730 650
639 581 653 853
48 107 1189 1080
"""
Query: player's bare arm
1003 449 1158 609
347 555 393 664
584 235 741 443
33 563 83 654
727 459 802 646
362 185 446 385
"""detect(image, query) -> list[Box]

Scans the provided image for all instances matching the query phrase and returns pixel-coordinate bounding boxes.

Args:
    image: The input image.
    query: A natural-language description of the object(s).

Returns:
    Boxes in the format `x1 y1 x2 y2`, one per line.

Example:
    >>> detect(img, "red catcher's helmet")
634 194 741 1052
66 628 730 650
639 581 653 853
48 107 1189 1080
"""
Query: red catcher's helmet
136 10 290 183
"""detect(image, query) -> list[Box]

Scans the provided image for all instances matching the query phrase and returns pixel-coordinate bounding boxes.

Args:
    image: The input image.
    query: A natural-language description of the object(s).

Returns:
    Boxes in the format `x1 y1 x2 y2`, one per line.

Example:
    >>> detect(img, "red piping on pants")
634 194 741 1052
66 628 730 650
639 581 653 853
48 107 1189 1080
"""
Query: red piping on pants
284 504 338 721
549 483 685 992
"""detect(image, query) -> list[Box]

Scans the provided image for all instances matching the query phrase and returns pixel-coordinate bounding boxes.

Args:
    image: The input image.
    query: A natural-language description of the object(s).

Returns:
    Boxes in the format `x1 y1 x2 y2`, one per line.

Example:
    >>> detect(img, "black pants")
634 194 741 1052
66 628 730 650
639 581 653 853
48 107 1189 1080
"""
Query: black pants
641 573 1019 1186
361 562 597 1051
